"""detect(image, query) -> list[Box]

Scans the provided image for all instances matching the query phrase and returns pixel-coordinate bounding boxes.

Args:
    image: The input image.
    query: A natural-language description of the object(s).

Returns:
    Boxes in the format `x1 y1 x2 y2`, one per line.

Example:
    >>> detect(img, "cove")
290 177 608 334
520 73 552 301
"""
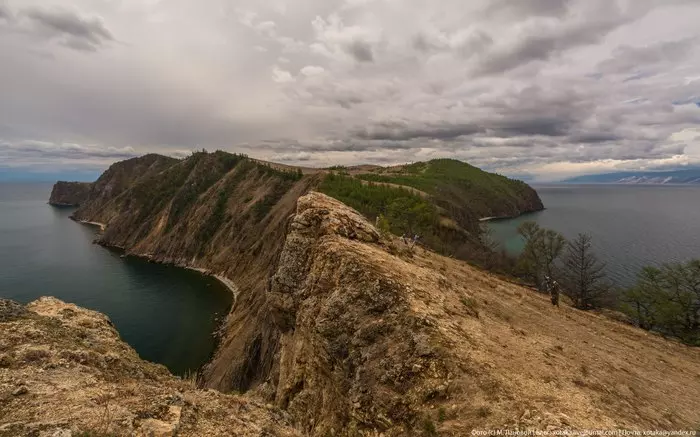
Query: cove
0 183 233 376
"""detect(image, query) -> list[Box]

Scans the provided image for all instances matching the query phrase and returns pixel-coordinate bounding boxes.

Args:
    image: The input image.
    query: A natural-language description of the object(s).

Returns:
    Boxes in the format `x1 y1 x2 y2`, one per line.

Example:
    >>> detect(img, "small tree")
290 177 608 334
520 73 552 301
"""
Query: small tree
559 233 610 310
376 214 391 237
516 221 566 288
622 260 700 345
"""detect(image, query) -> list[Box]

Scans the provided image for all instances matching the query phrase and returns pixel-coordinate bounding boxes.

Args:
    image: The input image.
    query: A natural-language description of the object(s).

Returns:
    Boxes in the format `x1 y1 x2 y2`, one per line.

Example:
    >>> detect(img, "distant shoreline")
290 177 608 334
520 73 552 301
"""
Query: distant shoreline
479 208 544 223
72 219 238 300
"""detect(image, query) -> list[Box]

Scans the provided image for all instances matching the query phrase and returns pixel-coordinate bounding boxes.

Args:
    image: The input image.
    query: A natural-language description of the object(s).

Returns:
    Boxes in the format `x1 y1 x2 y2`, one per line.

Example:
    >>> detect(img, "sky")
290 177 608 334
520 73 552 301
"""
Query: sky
1 0 699 182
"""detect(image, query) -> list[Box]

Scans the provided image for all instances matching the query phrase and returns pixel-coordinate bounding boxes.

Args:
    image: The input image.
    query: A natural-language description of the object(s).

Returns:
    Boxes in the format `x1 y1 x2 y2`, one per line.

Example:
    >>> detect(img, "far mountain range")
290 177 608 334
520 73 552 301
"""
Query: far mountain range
563 168 700 184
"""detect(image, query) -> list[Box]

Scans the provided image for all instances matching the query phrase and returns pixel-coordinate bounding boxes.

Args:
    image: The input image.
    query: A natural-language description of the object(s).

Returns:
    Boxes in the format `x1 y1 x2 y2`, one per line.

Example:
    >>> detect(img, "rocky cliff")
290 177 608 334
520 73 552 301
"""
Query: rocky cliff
37 152 700 434
264 193 700 434
48 182 92 206
60 152 544 395
8 192 700 435
0 298 299 437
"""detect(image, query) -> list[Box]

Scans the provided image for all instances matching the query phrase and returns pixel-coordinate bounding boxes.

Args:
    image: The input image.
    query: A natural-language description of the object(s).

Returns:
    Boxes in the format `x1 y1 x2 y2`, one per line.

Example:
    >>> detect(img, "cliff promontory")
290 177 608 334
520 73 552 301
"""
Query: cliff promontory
6 191 700 435
59 152 544 395
6 180 700 435
48 182 92 206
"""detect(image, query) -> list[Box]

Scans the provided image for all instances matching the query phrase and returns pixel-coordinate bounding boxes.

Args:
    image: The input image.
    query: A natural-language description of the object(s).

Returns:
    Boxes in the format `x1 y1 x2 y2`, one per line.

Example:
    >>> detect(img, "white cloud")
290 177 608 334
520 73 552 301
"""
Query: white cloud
271 65 295 83
300 65 325 76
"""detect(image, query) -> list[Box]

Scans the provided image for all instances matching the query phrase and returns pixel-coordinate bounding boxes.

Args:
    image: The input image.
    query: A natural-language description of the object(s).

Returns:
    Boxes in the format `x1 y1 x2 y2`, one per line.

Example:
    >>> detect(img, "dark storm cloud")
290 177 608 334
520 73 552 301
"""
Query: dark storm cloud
0 141 137 160
354 122 484 141
253 138 419 153
474 5 638 76
568 132 622 143
597 38 698 75
24 7 113 51
345 40 374 62
489 117 572 137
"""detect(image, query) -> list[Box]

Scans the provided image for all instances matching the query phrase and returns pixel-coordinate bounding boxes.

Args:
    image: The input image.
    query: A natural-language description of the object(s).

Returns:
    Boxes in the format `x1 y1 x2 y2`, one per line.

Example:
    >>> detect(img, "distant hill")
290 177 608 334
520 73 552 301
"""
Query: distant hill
563 168 700 184
49 151 543 393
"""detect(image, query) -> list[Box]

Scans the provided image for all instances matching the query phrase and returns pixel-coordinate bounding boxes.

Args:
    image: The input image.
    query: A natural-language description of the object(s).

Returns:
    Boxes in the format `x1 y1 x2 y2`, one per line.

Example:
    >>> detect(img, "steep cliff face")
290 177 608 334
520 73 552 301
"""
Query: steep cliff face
48 181 92 206
73 153 179 221
267 193 454 435
70 151 318 393
263 193 700 435
0 298 300 437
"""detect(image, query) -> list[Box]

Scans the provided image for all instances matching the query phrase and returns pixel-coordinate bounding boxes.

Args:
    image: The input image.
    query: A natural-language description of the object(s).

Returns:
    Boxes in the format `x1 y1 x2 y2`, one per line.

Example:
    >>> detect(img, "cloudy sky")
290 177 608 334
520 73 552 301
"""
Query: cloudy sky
1 0 699 181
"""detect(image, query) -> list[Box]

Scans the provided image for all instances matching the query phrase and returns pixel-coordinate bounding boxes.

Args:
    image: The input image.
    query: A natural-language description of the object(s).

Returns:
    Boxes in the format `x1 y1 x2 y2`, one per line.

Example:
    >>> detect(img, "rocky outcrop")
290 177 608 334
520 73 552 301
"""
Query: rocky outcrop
43 153 700 435
262 192 700 435
0 297 300 437
267 193 453 435
48 182 92 206
64 152 318 394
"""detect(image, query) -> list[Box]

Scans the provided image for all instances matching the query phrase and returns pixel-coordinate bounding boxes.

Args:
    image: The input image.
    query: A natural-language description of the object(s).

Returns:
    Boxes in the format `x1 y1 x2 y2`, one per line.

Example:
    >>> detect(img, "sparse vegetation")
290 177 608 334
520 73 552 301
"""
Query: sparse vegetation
460 295 480 318
516 221 566 288
622 260 700 345
421 417 438 436
476 406 492 418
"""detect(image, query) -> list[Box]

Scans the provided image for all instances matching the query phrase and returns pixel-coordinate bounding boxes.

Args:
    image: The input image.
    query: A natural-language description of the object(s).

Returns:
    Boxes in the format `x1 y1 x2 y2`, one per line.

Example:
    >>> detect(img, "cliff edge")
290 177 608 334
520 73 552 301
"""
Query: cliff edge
0 298 299 437
6 191 700 435
48 182 92 207
262 192 700 434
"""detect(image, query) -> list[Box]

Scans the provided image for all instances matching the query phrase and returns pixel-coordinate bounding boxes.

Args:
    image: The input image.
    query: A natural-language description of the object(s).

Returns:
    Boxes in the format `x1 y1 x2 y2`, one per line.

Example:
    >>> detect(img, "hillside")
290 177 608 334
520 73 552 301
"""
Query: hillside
320 159 543 258
6 192 700 435
57 151 541 390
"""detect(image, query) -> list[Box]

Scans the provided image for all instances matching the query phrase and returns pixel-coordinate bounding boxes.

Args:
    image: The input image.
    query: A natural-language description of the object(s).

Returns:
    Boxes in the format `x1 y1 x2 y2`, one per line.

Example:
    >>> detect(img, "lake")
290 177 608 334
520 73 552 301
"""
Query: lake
0 183 233 376
487 184 700 287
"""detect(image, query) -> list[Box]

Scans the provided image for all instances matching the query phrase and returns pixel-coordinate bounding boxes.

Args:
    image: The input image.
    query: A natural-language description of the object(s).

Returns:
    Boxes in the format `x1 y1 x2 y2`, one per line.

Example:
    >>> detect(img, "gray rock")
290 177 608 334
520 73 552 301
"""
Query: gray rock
13 386 28 396
0 299 28 323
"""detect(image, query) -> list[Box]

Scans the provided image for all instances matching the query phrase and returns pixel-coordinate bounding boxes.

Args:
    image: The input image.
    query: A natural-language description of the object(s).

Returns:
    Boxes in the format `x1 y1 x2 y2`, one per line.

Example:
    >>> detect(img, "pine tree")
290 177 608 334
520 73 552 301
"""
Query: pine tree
516 221 566 289
560 233 610 310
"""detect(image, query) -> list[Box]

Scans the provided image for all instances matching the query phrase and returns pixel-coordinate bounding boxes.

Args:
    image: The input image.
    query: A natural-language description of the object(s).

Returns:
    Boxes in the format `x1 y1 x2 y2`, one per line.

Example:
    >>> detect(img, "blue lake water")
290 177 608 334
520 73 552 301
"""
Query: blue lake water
0 183 232 376
487 184 700 287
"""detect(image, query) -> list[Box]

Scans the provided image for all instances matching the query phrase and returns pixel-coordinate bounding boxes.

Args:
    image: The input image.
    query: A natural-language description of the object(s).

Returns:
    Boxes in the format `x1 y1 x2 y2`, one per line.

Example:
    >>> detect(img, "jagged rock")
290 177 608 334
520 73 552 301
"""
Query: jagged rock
0 298 300 437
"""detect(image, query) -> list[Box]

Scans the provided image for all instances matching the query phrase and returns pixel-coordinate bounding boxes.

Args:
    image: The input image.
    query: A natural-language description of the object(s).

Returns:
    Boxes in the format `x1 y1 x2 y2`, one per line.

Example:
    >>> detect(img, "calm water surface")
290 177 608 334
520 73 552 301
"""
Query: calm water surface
488 184 700 286
0 183 232 375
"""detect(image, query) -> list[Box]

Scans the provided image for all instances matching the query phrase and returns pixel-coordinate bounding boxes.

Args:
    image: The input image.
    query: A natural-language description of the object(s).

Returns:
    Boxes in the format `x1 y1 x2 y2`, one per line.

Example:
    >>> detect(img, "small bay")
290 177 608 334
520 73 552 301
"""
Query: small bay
0 183 232 376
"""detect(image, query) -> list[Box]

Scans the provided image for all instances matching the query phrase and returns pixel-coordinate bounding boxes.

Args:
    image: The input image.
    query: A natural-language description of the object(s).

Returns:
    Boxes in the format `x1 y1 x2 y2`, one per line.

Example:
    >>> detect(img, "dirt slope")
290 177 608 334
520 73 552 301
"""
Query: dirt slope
263 192 700 435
